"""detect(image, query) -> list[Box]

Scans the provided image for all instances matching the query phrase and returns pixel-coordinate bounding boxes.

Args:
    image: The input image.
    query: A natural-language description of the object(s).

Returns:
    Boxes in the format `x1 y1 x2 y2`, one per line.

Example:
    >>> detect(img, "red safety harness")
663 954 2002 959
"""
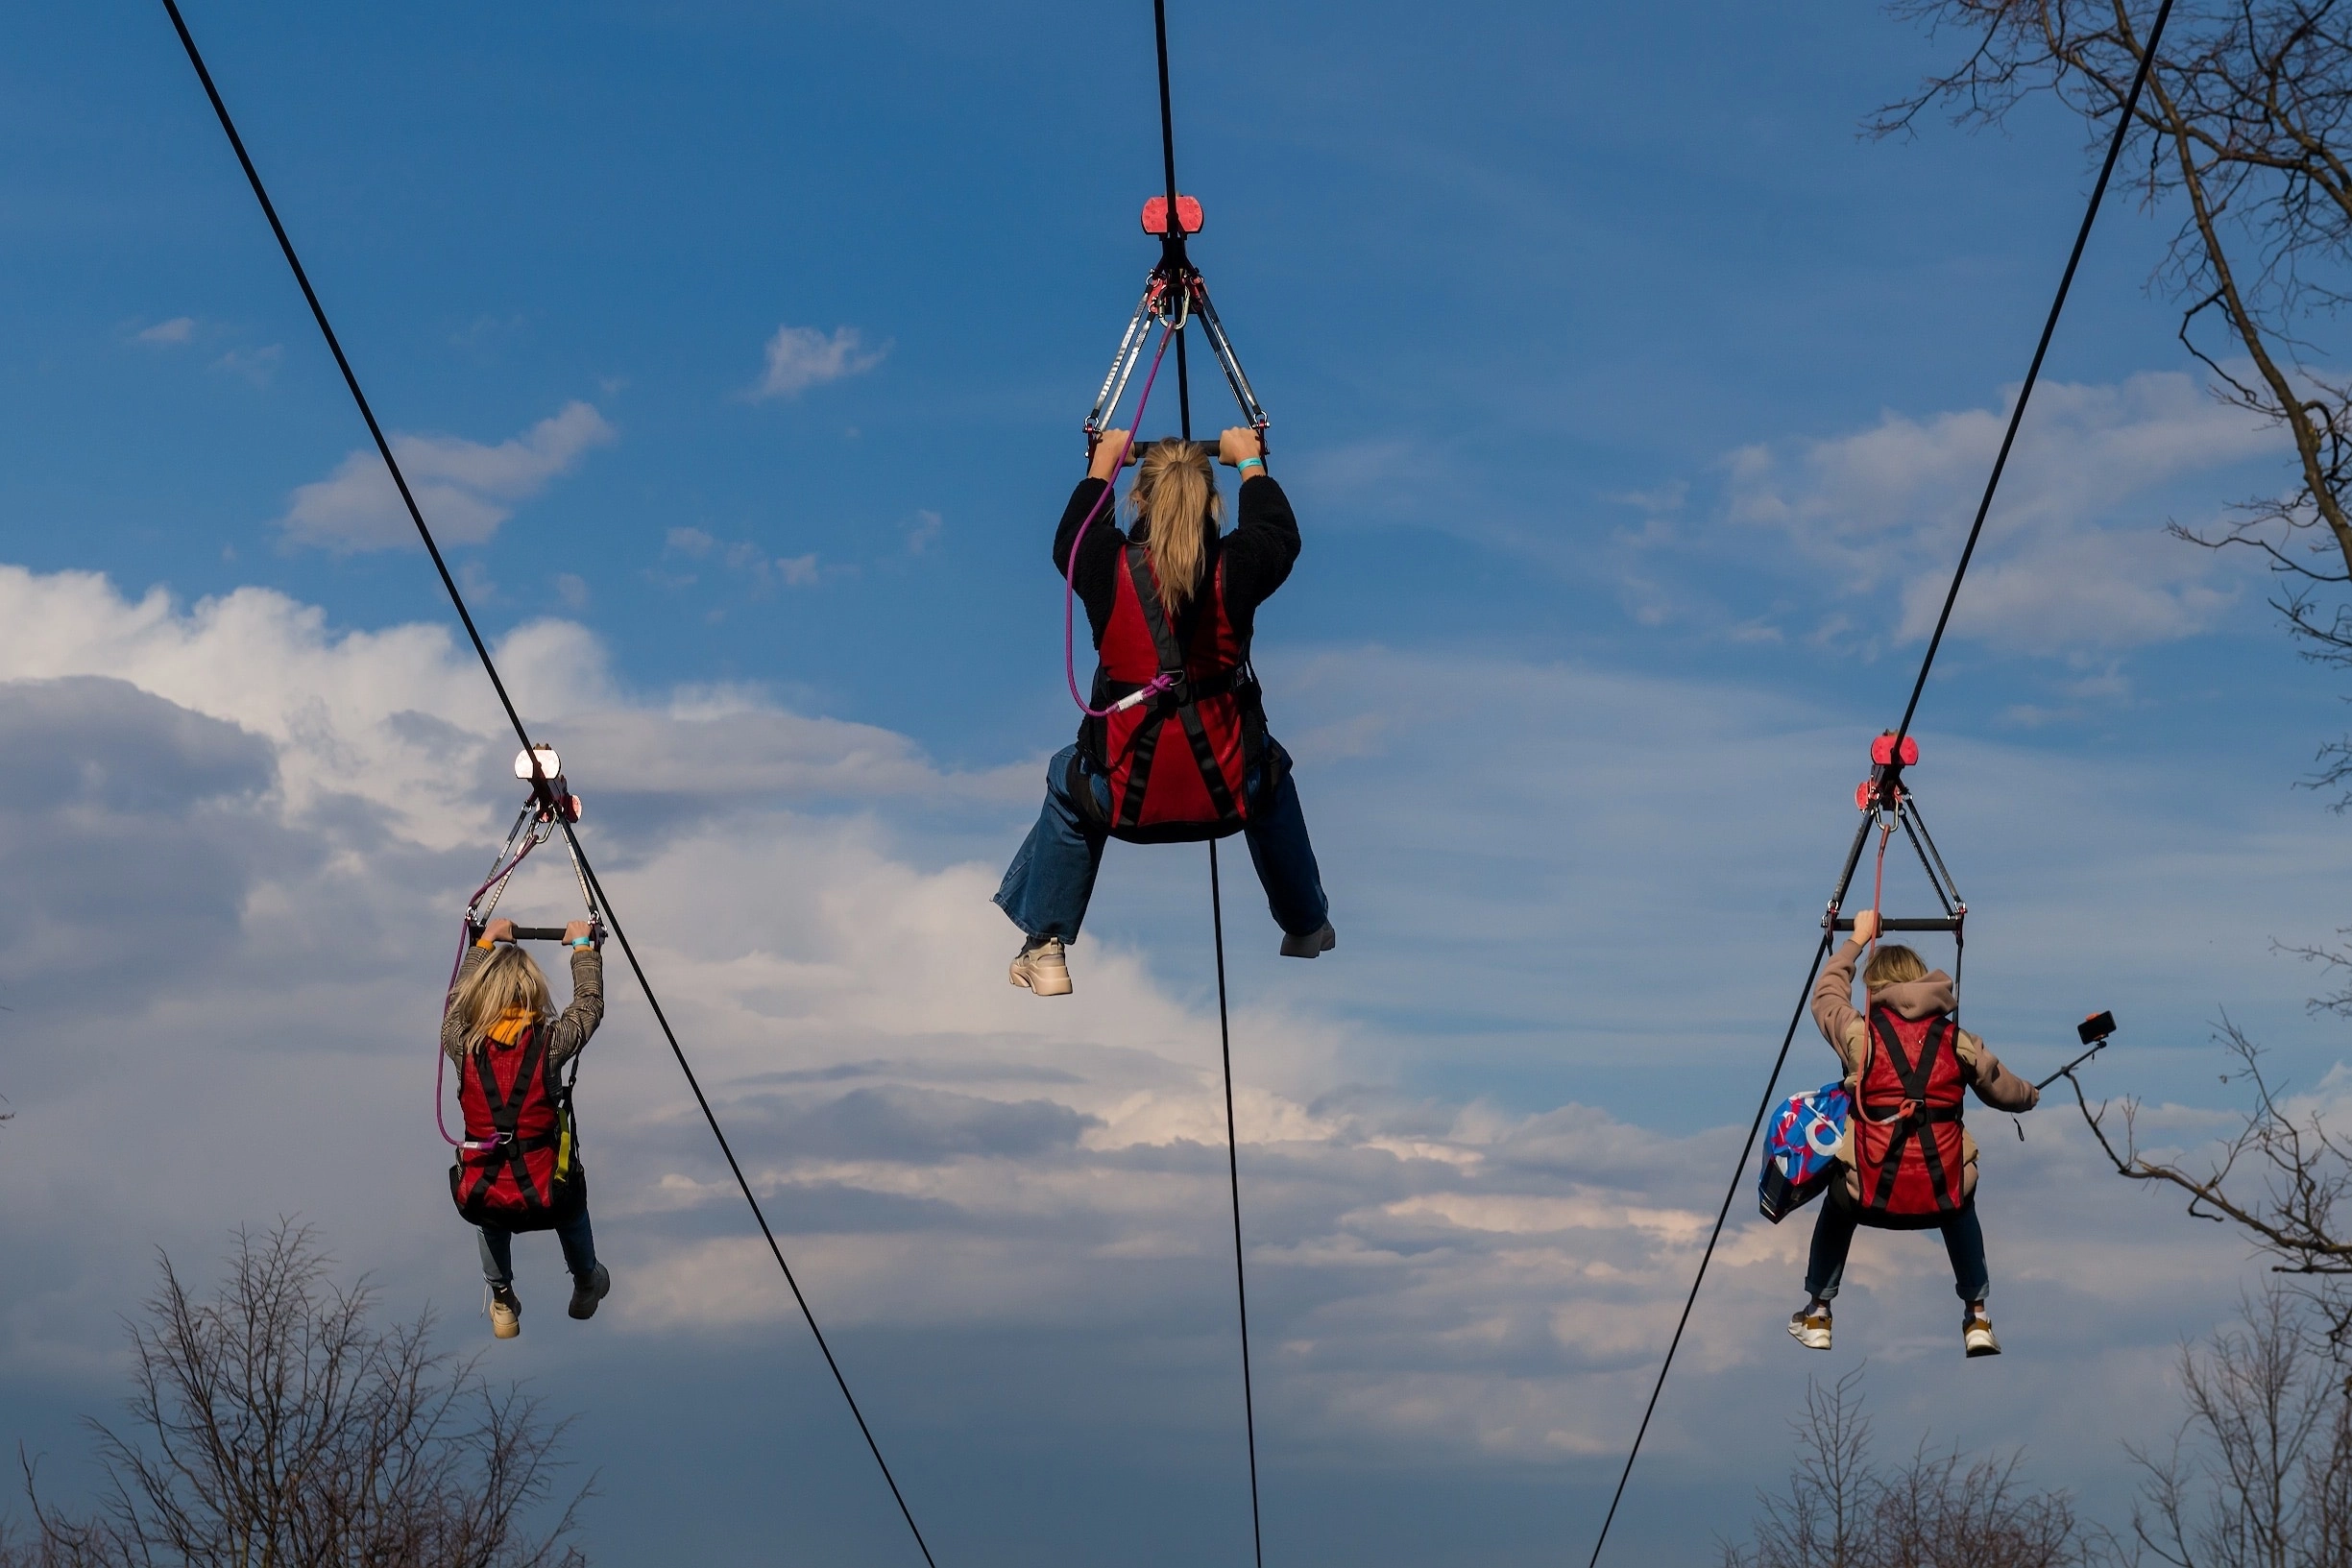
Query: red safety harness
449 1020 585 1232
1852 1002 1967 1227
1072 542 1269 843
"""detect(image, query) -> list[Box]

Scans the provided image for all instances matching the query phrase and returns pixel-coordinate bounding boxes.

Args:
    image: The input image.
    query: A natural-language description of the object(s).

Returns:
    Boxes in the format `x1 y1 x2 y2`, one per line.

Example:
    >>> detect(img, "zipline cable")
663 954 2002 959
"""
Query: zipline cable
156 6 941 1563
1582 2 2176 1562
1151 2 1266 1559
1891 0 2176 747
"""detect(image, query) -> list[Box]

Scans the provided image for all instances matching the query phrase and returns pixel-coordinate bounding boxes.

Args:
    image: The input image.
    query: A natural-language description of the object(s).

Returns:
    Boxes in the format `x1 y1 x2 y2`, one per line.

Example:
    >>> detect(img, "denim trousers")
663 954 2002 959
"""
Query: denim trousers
994 742 1329 942
476 1207 598 1287
1805 1186 1989 1304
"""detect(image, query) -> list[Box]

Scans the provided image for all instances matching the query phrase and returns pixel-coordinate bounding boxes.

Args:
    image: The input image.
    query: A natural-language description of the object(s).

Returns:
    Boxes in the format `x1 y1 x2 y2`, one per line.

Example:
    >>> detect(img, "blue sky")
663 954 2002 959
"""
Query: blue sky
5 1 2350 1563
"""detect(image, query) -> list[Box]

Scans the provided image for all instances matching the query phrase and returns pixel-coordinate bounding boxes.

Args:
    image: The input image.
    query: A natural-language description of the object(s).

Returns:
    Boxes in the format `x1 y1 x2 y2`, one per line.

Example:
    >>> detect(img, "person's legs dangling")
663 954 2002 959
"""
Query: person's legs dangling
1804 1187 1860 1304
995 745 1109 944
1942 1198 1999 1355
476 1224 521 1339
1940 1199 1991 1304
476 1224 515 1288
554 1206 599 1280
559 1205 610 1320
1241 743 1331 947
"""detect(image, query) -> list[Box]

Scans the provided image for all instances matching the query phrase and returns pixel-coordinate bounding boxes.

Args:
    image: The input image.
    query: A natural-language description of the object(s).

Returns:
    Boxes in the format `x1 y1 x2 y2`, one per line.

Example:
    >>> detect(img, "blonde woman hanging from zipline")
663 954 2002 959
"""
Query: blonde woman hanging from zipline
996 427 1334 996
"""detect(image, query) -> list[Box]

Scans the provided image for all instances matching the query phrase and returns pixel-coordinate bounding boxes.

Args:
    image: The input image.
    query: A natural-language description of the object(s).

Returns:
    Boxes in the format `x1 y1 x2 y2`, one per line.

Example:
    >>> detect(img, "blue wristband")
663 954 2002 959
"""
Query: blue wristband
1238 456 1265 473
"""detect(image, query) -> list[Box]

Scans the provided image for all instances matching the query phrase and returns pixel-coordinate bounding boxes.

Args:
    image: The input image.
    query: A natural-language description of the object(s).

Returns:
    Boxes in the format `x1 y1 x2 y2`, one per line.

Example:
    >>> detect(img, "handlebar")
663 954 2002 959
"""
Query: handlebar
1829 916 1963 931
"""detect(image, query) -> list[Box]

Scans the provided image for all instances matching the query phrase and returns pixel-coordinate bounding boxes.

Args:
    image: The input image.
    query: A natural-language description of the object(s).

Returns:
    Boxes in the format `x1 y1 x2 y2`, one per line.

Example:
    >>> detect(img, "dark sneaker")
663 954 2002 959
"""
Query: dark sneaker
1279 922 1337 958
489 1285 521 1339
1963 1305 2000 1358
1788 1301 1831 1350
568 1264 611 1321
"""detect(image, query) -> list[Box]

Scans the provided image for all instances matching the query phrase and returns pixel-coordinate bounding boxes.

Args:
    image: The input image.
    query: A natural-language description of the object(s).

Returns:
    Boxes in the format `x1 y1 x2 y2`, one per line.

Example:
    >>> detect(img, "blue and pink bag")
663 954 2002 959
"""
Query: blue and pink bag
1758 1080 1850 1223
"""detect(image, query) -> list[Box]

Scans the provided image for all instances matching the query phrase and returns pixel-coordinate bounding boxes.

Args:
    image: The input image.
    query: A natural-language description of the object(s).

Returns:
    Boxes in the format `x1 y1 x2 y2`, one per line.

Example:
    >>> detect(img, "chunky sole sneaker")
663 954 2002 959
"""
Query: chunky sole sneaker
1279 922 1337 959
1008 937 1072 996
568 1264 611 1321
1788 1306 1831 1351
489 1286 521 1340
1963 1310 2000 1358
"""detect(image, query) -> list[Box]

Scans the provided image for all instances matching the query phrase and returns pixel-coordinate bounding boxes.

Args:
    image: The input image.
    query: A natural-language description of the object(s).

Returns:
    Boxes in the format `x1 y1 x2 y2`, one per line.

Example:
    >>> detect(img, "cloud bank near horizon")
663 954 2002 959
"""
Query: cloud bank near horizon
0 559 2337 1558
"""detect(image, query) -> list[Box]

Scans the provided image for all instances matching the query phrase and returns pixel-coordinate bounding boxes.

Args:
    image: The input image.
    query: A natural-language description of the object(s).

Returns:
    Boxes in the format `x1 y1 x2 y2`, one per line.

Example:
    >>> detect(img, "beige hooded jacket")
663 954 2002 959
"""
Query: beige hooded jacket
1810 936 2037 1205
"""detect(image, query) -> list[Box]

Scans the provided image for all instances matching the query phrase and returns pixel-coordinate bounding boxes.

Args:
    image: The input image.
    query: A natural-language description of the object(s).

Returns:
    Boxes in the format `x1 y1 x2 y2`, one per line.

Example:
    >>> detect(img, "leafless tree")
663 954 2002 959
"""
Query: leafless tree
3 1220 588 1567
1722 1368 2086 1568
2064 1021 2352 1347
2110 1289 2352 1566
1881 0 2352 773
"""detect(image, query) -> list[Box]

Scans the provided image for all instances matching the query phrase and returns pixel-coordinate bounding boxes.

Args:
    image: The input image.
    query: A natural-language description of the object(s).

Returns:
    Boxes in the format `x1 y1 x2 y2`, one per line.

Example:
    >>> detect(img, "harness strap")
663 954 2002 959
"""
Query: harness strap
1126 543 1188 672
1118 544 1246 826
1100 669 1249 704
1862 1010 1961 1214
463 1030 552 1211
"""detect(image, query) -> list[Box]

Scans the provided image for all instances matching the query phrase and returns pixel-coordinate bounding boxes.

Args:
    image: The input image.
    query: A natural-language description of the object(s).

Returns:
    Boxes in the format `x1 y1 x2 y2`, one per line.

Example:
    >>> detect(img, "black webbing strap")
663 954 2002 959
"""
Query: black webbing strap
465 1030 553 1210
1122 543 1242 823
1862 1011 1959 1214
1126 543 1188 672
1116 712 1163 832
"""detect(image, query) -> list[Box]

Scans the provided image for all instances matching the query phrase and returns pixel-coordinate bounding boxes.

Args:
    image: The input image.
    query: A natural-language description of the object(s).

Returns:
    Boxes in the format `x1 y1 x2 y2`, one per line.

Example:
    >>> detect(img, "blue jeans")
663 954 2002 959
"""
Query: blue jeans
994 742 1329 942
476 1207 598 1287
1805 1187 1989 1304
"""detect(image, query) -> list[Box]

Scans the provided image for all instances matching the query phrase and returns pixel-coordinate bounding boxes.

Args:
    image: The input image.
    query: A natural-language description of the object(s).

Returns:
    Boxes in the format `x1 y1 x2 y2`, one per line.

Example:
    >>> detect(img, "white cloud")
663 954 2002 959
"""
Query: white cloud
1724 372 2280 651
752 324 887 399
133 316 195 346
279 400 616 553
0 564 2343 1551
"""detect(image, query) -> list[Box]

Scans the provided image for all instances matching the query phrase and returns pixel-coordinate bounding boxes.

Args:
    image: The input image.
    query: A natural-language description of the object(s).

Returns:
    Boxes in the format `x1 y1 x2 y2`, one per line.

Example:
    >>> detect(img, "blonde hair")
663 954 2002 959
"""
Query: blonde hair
1864 943 1928 989
1127 440 1224 616
452 944 554 1049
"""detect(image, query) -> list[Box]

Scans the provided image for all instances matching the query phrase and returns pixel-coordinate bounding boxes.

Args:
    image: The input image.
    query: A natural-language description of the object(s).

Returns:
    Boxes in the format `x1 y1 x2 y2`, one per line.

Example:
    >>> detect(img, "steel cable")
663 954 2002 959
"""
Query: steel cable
156 5 940 1561
1584 1 2177 1560
1147 3 1270 1560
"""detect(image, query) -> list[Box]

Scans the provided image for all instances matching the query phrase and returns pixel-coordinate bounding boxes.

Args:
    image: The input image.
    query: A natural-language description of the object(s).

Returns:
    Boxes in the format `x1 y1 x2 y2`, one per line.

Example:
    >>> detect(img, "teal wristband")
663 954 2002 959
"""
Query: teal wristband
1238 457 1265 473
570 936 594 950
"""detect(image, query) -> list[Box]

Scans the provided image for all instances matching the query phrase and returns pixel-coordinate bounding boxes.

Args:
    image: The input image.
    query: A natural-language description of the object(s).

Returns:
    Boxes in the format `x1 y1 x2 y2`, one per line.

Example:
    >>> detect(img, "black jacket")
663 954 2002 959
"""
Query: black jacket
1051 474 1301 648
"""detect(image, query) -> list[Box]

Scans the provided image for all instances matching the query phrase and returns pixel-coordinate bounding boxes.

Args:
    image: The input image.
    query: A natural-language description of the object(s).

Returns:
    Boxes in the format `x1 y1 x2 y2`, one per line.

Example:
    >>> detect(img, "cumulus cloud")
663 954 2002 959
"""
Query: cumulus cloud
279 400 616 553
1724 372 2280 651
0 563 2340 1556
752 324 887 399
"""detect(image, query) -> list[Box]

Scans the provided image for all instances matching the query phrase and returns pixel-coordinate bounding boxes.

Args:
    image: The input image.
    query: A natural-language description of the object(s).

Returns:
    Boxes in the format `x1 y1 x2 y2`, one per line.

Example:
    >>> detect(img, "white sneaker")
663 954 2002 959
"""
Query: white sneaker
1964 1306 2000 1358
1788 1301 1831 1350
489 1285 521 1339
1008 936 1072 996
